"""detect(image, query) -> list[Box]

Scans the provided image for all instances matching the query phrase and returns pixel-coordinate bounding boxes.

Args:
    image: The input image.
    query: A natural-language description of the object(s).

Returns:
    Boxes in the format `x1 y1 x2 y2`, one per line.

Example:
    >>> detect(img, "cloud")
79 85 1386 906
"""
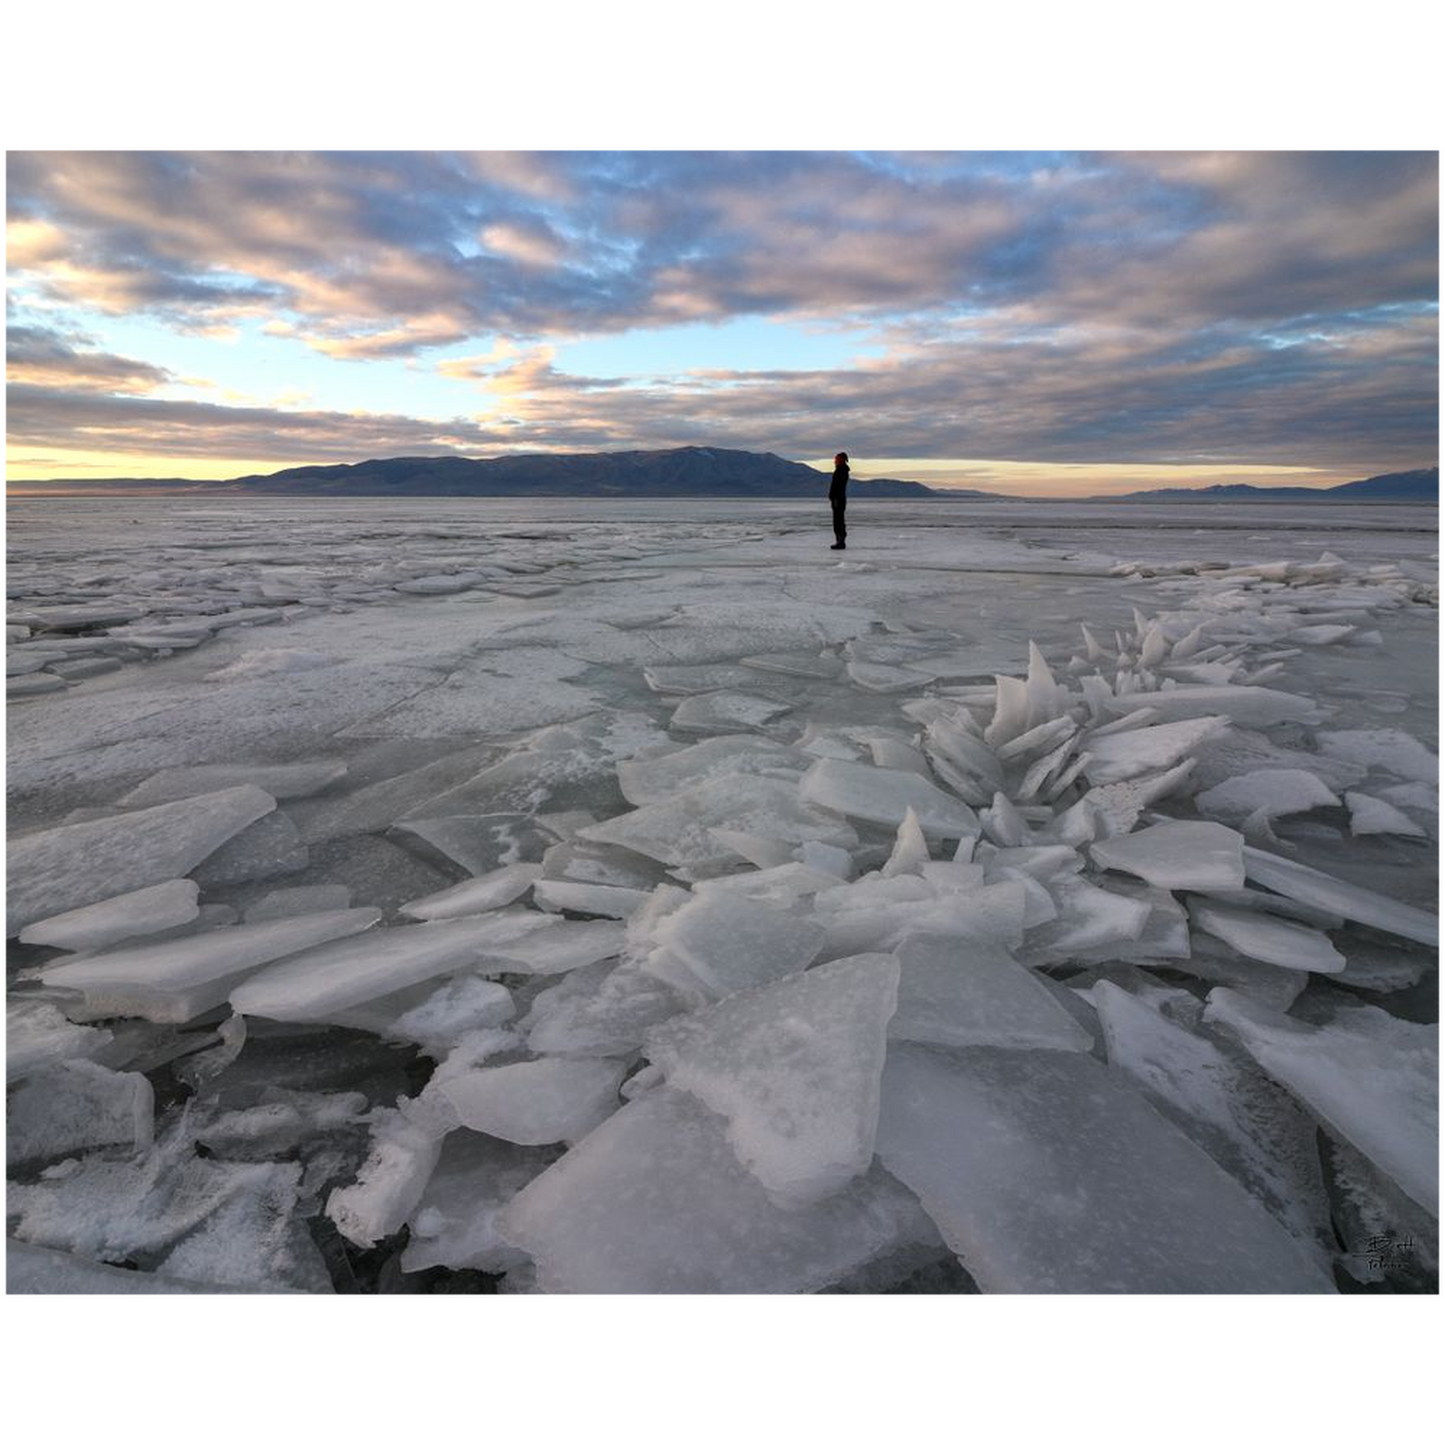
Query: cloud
6 324 173 394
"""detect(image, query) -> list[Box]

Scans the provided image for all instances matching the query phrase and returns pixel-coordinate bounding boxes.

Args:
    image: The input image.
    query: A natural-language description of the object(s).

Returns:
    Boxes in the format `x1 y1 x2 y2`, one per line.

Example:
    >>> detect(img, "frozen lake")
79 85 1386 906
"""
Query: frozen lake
6 497 1439 1293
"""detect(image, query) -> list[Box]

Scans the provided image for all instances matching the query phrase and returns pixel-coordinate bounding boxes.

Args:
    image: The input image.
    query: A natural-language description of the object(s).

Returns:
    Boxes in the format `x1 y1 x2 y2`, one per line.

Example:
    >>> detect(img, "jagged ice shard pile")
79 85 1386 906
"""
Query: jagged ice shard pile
6 504 1438 1293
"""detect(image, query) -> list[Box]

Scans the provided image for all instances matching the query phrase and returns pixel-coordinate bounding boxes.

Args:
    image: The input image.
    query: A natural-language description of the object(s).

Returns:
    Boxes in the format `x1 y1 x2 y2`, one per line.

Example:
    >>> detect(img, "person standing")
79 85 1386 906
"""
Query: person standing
829 451 849 549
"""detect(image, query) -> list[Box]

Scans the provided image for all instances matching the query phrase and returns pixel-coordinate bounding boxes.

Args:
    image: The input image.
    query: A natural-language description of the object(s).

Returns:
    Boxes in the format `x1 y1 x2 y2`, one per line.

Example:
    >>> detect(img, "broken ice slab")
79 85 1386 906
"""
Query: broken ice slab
498 1086 933 1292
7 1059 155 1168
400 863 542 920
1316 727 1438 784
890 935 1092 1053
645 953 899 1209
1344 791 1428 839
44 908 382 1023
118 760 347 807
7 999 114 1080
1091 820 1246 892
1242 847 1438 946
579 774 858 872
1091 982 1334 1259
1188 897 1345 973
799 758 982 838
1082 716 1228 785
18 879 200 952
669 689 792 734
820 880 1030 960
1078 759 1197 837
540 837 670 890
229 911 561 1021
846 660 933 693
1194 768 1342 826
650 893 824 998
479 919 627 976
442 1057 626 1145
532 878 651 918
388 812 553 877
7 785 276 936
876 1042 1333 1292
1020 877 1151 957
615 735 808 807
881 807 931 877
378 975 515 1052
689 862 842 910
1100 683 1323 728
1204 989 1438 1216
526 958 684 1058
325 1102 448 1249
401 1133 558 1274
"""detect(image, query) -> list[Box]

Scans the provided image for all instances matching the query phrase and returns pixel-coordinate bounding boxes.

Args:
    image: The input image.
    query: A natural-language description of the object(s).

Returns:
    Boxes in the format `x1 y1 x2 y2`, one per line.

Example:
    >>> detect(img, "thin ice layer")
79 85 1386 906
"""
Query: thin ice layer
1091 820 1245 892
19 879 200 952
442 1058 626 1145
799 758 981 837
497 1086 932 1292
876 1043 1332 1292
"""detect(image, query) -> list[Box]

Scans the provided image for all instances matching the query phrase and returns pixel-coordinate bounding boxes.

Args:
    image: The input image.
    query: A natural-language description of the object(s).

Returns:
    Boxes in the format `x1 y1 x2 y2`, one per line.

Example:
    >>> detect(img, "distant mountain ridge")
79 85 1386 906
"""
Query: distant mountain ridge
1092 467 1438 503
228 447 949 498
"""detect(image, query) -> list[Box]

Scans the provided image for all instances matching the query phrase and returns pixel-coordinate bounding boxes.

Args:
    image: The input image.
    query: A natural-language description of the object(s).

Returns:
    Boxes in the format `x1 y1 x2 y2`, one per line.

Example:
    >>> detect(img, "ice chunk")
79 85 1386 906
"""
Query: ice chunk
690 862 842 909
1092 983 1333 1257
616 735 806 806
498 1087 931 1292
890 935 1092 1052
643 663 769 694
382 975 515 1051
526 958 684 1058
229 911 559 1021
846 660 931 693
1195 768 1341 826
1083 762 1194 841
881 807 930 877
44 907 382 1023
706 830 798 870
7 999 114 1080
19 879 200 952
481 919 627 976
740 650 844 680
1083 716 1228 785
442 1058 626 1145
650 894 824 997
400 863 541 920
876 1043 1332 1292
325 1101 449 1248
580 775 857 872
532 878 651 918
1316 728 1438 783
1092 820 1245 892
7 1059 155 1168
800 758 981 838
401 1133 557 1274
1242 847 1438 946
821 879 1029 958
5 1239 280 1294
1101 684 1322 728
1344 791 1428 839
1204 989 1438 1215
645 953 899 1208
1021 877 1151 956
7 785 275 936
118 760 347 807
1188 898 1345 972
670 689 791 734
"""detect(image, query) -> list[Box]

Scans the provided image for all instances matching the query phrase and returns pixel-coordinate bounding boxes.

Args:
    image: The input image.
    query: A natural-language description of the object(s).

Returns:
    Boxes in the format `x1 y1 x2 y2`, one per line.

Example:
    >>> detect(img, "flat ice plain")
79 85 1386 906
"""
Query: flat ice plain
5 496 1439 1293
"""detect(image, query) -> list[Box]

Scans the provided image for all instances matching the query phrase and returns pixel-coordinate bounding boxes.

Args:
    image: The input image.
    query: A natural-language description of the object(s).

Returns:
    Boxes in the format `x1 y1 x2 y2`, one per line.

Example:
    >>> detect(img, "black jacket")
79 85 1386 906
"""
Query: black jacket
829 462 850 500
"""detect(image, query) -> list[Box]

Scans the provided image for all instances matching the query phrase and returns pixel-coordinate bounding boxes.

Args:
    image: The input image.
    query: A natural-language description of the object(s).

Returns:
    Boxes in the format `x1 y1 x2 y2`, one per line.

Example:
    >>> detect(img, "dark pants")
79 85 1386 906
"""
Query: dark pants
830 493 847 544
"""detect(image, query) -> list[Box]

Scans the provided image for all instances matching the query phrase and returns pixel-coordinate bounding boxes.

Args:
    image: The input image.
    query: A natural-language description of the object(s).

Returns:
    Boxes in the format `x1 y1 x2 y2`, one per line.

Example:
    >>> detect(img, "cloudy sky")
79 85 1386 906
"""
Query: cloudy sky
5 150 1438 493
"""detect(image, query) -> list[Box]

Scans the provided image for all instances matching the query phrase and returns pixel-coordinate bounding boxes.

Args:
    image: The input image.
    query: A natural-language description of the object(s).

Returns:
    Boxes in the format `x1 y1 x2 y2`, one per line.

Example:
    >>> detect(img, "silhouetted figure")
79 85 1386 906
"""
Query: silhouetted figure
829 451 849 549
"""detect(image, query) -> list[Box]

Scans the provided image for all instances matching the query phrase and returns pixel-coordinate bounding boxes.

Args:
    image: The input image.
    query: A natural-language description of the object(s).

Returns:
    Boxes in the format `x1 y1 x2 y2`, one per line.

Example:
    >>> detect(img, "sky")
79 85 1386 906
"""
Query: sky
5 149 1439 494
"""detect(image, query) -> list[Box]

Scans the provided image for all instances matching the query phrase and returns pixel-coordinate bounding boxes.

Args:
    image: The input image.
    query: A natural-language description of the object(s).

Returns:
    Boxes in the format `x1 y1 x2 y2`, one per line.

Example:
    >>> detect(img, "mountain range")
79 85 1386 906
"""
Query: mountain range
8 450 1436 502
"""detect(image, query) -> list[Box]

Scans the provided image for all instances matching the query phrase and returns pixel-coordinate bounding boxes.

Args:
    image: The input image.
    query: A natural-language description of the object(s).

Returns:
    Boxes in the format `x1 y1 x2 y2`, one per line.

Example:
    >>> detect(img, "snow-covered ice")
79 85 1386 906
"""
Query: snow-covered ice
6 496 1436 1293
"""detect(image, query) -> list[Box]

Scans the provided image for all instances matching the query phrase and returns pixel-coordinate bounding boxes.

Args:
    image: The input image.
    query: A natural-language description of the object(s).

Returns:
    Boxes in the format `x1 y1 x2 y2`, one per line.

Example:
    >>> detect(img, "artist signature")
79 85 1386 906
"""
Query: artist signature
1353 1233 1416 1272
